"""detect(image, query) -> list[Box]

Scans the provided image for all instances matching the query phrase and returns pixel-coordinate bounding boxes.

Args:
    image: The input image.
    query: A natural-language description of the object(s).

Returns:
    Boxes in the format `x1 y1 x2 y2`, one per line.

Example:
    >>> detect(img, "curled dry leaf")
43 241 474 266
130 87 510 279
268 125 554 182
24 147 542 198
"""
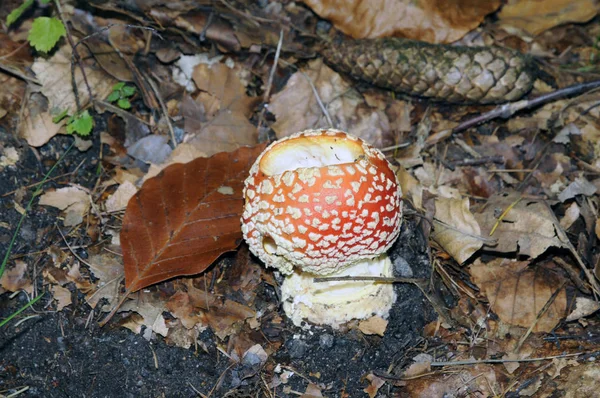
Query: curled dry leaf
403 364 499 397
498 0 598 37
269 59 389 147
31 45 116 114
432 197 484 264
121 144 266 292
0 260 32 294
474 192 567 258
469 259 567 332
38 185 90 227
183 61 259 156
302 0 500 43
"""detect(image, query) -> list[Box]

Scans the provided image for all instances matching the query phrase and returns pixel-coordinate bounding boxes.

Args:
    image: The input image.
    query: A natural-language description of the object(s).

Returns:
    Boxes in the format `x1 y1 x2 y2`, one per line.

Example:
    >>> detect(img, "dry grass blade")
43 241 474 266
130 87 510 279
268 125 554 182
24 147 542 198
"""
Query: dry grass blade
121 144 266 292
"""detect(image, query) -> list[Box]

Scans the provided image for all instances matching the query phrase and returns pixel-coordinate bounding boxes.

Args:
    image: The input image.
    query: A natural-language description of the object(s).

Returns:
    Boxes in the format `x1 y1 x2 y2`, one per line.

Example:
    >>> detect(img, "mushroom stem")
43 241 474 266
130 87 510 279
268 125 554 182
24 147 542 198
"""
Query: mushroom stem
281 254 397 328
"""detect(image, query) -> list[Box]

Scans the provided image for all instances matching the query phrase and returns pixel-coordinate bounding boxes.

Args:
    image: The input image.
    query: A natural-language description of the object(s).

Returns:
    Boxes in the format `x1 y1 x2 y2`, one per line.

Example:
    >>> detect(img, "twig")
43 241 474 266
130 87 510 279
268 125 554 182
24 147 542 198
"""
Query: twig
94 100 152 125
314 275 426 284
278 59 334 128
53 0 93 111
146 76 178 148
513 281 567 353
217 0 278 25
379 142 412 151
449 156 504 167
257 29 284 133
263 29 284 103
425 79 600 146
0 62 41 85
430 351 593 367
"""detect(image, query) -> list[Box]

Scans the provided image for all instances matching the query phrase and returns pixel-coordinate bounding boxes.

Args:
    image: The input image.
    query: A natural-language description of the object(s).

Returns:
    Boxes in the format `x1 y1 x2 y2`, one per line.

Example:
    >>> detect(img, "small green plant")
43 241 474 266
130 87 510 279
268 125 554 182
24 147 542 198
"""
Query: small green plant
53 109 94 137
107 82 136 109
7 0 66 53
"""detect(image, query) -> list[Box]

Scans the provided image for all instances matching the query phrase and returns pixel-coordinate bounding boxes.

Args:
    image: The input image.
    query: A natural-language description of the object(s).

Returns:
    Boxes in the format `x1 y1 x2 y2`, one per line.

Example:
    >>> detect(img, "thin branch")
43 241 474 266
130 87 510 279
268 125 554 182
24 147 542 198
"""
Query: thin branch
430 351 594 367
314 275 426 284
425 79 600 146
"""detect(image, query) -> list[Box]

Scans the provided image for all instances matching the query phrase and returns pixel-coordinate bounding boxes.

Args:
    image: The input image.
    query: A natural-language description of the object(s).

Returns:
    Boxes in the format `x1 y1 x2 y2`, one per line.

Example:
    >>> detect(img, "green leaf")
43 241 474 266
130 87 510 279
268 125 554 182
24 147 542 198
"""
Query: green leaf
52 109 69 124
66 110 93 136
28 17 66 53
106 91 120 103
112 82 125 91
6 0 34 27
40 0 52 3
121 85 136 97
117 98 131 109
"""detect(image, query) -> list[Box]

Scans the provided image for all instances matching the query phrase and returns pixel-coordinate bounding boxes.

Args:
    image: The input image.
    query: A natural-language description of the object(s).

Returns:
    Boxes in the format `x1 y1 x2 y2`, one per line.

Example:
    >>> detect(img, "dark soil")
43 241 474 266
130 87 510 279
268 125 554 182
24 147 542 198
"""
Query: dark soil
0 120 435 398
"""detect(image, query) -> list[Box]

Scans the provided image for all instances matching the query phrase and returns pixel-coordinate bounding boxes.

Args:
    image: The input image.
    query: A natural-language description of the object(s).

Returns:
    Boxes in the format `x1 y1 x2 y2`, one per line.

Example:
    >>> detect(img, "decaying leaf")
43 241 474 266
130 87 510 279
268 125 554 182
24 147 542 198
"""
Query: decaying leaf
358 316 388 336
121 144 266 292
31 45 116 114
432 197 484 264
565 297 600 322
498 0 598 37
474 193 567 258
0 260 32 294
85 252 125 310
38 185 90 227
470 259 567 332
104 181 138 213
302 0 501 43
20 93 64 147
363 373 385 398
119 291 169 339
269 59 390 147
50 284 72 311
403 364 499 397
183 61 259 156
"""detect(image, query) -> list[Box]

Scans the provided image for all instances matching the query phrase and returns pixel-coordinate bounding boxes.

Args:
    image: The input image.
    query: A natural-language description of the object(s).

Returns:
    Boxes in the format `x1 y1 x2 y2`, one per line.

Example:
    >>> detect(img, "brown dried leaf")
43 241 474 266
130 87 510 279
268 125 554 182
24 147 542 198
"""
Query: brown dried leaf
469 259 567 332
432 197 484 264
358 316 388 336
182 62 259 156
119 291 169 338
474 192 567 258
269 59 390 147
302 0 501 43
50 285 72 311
121 144 266 292
0 260 32 294
498 0 597 37
38 185 90 227
363 373 385 398
31 45 116 114
20 93 64 147
85 252 124 310
403 364 498 397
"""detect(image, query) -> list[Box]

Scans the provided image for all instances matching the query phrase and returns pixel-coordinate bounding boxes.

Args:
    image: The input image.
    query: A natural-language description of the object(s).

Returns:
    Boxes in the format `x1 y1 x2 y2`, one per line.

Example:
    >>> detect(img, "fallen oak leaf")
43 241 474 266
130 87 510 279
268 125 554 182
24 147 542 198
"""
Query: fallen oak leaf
121 144 267 292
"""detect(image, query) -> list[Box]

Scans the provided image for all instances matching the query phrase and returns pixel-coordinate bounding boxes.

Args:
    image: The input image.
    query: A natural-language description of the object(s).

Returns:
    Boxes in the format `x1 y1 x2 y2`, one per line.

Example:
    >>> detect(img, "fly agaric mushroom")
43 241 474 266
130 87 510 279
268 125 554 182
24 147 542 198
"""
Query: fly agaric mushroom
241 129 402 327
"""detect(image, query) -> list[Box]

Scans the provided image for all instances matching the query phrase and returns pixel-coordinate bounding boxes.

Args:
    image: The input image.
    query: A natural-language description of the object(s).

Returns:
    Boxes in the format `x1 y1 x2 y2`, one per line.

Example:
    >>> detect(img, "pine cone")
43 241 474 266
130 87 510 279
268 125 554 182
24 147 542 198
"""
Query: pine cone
321 38 537 104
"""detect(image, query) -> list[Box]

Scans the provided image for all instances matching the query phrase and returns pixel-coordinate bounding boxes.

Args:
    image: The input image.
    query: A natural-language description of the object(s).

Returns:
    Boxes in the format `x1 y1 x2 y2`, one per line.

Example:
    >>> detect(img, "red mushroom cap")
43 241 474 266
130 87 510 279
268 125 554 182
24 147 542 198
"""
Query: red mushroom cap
241 129 402 275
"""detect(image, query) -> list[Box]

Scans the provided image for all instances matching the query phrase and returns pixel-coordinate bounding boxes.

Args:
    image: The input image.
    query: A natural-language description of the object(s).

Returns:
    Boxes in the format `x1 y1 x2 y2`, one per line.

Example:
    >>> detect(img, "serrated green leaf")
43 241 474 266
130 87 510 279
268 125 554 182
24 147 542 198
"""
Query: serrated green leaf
117 99 131 109
66 111 93 136
106 91 120 103
121 85 136 97
6 0 34 27
112 82 125 91
52 109 69 124
28 17 66 53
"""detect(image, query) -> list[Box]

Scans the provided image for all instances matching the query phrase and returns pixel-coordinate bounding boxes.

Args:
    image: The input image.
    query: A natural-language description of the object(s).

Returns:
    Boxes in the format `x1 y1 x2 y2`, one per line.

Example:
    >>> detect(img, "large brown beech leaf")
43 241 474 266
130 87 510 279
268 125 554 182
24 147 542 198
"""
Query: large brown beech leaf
121 144 266 292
